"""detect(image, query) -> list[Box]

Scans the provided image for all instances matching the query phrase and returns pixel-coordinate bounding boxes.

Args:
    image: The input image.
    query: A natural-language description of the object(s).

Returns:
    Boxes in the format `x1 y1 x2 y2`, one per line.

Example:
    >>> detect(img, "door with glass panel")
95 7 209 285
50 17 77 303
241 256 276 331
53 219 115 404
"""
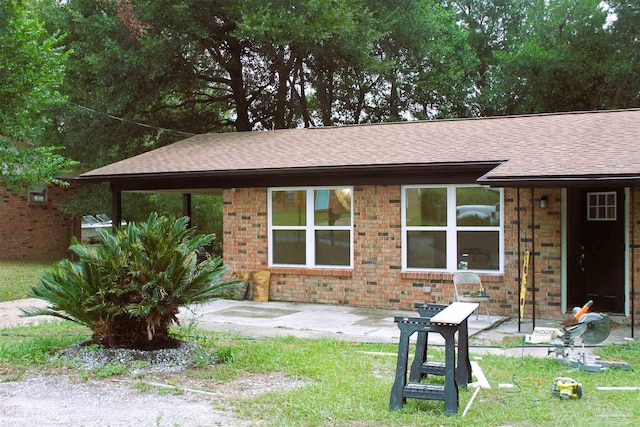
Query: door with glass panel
567 188 625 313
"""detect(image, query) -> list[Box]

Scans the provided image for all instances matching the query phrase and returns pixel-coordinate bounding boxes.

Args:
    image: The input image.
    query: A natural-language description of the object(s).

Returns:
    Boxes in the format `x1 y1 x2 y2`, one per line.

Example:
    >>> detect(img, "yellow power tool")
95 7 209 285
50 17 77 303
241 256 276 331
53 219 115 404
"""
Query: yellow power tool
551 377 583 399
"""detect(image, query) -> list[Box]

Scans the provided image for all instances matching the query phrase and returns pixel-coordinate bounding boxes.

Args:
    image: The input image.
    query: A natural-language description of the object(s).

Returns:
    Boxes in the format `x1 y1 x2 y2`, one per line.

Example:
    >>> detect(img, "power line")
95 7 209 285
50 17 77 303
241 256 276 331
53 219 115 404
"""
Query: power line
70 102 197 137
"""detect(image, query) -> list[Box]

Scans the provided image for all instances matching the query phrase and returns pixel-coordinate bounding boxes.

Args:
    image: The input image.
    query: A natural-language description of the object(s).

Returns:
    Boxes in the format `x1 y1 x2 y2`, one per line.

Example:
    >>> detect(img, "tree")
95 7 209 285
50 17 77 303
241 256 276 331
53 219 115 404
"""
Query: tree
0 135 77 189
0 0 75 188
22 213 241 349
490 0 613 114
607 0 640 108
446 0 637 115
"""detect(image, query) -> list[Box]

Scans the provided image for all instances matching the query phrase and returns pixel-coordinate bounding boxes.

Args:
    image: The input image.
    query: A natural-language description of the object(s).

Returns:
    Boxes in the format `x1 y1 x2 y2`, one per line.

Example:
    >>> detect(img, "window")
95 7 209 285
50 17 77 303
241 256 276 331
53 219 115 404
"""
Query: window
402 185 503 272
587 191 616 221
269 187 353 268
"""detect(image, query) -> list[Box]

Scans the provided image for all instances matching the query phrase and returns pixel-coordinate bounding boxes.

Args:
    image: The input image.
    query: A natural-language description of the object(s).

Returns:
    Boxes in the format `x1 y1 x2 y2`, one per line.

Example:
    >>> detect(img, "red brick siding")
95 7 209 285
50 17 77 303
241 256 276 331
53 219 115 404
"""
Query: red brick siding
503 188 563 319
222 188 269 272
223 186 512 312
0 184 79 261
223 185 637 319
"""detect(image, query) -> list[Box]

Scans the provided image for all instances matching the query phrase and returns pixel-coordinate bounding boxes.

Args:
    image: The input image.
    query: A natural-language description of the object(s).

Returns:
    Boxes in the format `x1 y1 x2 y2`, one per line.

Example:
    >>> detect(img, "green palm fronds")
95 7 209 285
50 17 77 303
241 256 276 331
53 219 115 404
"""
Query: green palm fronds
22 213 241 349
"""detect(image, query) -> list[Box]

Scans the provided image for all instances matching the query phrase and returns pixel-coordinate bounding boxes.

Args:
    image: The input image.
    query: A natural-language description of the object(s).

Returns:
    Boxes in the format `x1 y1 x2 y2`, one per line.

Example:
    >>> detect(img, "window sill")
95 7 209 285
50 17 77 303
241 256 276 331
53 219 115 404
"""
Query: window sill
269 267 353 277
401 271 503 282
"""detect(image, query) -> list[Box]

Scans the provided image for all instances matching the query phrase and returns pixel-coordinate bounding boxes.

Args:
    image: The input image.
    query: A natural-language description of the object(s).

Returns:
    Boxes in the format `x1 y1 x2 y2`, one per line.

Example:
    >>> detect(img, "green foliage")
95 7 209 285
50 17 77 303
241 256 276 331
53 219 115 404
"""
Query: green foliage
22 213 241 349
0 137 78 190
0 1 76 189
0 0 69 140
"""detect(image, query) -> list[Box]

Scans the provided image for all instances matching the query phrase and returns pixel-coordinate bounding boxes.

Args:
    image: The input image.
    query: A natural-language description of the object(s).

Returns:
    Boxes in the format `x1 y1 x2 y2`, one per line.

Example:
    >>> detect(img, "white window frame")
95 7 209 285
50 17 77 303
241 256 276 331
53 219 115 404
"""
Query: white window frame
401 184 504 273
268 186 353 269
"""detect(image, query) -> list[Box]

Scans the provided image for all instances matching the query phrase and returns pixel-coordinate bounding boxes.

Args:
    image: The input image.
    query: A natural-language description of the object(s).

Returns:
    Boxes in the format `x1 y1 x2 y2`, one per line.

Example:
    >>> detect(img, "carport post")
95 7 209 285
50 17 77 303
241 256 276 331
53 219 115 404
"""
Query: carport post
111 185 122 231
517 188 522 332
183 194 192 228
530 187 536 330
632 188 635 338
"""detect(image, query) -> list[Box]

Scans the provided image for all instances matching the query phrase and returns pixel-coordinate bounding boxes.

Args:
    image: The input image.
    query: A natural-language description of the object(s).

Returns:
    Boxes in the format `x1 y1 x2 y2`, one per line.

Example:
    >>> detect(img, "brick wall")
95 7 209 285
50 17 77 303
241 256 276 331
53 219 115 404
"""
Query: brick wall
503 188 563 320
0 184 79 261
223 185 637 319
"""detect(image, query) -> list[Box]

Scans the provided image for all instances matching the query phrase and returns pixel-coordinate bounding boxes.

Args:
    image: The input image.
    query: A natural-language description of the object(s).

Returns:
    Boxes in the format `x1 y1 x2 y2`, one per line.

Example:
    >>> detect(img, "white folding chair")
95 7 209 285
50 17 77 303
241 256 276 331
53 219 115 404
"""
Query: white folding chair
453 272 491 319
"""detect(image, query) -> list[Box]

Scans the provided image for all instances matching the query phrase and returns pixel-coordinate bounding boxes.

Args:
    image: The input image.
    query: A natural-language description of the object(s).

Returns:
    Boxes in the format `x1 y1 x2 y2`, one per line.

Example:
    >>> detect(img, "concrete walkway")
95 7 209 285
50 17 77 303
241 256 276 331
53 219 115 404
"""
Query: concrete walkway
177 299 503 344
1 298 636 357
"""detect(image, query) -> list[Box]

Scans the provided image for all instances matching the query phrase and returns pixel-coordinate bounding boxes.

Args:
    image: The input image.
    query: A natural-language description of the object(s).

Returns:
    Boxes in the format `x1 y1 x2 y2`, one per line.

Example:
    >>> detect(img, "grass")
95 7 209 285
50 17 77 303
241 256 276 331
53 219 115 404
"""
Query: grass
1 321 639 426
0 261 53 301
1 262 638 425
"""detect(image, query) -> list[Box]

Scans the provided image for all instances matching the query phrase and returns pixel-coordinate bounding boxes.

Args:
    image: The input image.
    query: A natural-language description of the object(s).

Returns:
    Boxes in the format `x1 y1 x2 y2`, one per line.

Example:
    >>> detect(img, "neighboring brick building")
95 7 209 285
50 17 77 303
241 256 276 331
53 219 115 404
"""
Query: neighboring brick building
0 183 79 261
78 109 640 322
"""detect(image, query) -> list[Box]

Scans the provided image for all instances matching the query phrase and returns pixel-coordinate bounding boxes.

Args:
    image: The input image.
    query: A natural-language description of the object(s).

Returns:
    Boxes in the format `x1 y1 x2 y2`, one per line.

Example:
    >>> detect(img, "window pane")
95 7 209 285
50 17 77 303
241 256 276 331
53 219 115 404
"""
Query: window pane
406 188 447 226
314 189 351 226
407 231 446 268
315 230 350 266
272 190 306 226
457 231 499 270
456 187 500 226
273 230 306 264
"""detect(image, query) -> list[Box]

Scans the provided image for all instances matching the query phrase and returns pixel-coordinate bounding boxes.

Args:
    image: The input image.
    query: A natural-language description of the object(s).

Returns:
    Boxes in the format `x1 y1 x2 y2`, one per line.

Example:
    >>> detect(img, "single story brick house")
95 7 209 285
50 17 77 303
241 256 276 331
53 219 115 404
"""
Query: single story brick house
78 109 640 324
1 135 79 261
0 184 79 261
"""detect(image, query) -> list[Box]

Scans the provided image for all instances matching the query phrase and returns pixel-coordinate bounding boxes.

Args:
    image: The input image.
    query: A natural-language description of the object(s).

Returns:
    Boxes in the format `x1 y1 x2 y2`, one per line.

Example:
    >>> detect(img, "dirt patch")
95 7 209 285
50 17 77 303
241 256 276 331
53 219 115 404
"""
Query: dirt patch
0 372 306 427
0 342 307 426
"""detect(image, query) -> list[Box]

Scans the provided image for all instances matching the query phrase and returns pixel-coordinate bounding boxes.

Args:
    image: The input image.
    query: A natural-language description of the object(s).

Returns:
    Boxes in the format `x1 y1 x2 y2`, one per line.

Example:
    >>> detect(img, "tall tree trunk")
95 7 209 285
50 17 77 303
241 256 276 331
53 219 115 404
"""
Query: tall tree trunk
316 67 335 126
295 57 312 128
227 39 251 132
273 48 290 130
389 76 400 122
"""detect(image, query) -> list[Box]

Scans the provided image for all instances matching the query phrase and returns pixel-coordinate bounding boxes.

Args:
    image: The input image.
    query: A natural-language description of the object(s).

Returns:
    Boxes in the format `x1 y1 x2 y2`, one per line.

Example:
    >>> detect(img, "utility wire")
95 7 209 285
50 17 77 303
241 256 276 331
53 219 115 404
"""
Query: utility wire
69 102 197 137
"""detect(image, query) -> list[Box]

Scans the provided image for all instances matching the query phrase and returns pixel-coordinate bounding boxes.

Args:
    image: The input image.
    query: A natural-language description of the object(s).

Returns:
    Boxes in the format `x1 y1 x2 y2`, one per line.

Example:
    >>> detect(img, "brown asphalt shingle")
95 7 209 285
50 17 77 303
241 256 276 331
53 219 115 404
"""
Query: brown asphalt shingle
80 109 640 183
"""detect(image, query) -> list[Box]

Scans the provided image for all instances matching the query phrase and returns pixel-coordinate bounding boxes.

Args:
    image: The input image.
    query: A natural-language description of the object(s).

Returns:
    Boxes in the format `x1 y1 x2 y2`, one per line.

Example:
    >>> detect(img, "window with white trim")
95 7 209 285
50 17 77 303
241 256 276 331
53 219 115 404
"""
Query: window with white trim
402 185 503 272
268 187 353 268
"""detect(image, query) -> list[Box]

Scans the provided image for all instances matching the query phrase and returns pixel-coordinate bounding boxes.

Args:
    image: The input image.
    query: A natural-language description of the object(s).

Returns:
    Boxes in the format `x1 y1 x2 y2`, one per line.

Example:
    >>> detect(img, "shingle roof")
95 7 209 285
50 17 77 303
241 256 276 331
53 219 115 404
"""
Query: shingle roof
80 109 640 186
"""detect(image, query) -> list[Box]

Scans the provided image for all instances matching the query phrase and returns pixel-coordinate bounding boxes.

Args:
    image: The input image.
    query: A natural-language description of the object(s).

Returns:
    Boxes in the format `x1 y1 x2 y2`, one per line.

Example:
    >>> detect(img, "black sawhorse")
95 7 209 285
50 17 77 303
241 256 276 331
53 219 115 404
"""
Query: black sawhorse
389 302 478 415
410 303 473 387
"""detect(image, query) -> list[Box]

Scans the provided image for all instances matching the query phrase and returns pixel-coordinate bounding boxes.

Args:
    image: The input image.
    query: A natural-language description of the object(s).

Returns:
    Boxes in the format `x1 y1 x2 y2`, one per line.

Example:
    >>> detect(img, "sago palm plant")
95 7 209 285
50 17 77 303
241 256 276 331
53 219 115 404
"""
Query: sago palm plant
22 213 240 349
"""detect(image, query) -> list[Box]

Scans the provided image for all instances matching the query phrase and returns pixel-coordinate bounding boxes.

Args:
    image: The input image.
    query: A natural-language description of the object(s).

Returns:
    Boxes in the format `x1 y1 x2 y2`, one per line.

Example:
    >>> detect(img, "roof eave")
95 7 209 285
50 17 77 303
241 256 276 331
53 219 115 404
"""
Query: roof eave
478 174 640 188
77 161 502 191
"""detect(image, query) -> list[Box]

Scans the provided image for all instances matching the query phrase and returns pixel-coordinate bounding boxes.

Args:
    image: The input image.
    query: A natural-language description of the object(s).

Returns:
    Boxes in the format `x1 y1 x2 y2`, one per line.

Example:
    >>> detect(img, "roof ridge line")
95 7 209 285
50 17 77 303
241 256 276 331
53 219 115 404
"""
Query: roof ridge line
307 108 640 131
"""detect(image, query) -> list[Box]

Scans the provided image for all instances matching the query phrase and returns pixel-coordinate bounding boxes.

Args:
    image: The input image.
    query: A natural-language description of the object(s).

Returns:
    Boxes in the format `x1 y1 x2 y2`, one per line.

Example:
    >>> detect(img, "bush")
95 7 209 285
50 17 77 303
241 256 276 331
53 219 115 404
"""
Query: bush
22 213 240 349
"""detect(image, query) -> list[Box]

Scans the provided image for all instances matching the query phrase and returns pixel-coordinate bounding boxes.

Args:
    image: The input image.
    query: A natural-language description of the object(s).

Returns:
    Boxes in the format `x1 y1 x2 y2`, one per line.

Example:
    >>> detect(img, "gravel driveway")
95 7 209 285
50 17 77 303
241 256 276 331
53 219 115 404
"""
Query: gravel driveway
0 342 305 427
0 375 251 427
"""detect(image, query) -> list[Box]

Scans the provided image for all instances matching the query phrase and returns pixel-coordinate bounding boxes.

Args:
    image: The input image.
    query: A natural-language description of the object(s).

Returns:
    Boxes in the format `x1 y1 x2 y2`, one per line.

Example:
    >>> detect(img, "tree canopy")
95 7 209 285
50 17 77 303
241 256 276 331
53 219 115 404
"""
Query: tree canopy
6 0 636 201
0 0 75 189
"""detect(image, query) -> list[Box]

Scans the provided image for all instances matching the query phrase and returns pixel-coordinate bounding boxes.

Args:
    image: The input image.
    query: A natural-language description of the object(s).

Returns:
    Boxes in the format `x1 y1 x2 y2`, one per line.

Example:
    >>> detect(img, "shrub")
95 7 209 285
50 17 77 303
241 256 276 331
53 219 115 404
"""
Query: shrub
22 213 240 349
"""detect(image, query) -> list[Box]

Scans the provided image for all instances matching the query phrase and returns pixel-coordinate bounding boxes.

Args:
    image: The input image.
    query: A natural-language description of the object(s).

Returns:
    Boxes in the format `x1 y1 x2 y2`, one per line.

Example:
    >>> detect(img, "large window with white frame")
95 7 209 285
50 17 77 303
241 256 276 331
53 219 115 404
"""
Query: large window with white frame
269 187 353 268
402 185 503 272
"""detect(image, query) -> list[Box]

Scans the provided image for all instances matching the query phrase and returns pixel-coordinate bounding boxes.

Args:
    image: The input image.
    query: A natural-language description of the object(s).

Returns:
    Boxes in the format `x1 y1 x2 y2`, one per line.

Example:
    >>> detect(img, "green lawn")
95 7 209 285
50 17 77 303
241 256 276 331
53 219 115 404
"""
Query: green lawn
0 261 53 302
1 321 638 427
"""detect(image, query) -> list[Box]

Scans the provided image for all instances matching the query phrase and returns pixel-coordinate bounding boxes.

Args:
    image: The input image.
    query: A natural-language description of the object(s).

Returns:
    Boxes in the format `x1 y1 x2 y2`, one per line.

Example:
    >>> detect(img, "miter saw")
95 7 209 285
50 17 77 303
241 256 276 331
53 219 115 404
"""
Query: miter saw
526 300 630 372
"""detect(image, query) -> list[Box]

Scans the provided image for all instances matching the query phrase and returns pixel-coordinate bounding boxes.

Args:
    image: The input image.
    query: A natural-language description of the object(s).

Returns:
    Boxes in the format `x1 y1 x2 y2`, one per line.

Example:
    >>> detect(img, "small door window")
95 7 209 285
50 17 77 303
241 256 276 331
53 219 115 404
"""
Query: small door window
587 191 616 221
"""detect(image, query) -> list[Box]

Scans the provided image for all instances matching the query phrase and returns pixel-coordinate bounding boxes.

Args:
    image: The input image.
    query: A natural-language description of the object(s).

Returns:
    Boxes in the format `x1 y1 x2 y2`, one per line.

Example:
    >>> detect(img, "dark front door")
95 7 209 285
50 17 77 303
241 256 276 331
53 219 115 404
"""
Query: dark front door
567 188 625 313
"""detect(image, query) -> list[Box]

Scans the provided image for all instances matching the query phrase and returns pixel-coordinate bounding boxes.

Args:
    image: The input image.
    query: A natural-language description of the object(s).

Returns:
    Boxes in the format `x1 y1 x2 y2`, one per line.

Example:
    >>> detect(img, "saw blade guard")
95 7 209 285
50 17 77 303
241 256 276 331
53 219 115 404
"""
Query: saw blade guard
579 312 612 344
